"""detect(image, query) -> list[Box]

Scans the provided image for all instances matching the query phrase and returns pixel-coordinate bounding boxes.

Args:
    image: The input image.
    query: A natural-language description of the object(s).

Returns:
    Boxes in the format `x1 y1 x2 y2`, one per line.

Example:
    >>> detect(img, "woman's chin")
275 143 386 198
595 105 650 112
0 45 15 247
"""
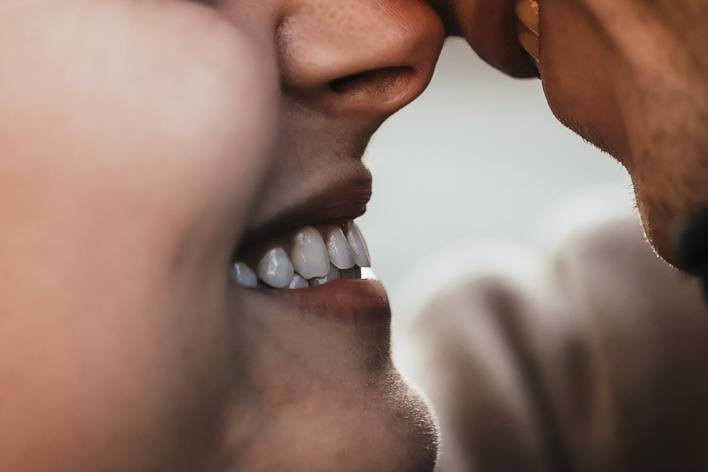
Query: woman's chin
223 282 438 470
222 355 439 471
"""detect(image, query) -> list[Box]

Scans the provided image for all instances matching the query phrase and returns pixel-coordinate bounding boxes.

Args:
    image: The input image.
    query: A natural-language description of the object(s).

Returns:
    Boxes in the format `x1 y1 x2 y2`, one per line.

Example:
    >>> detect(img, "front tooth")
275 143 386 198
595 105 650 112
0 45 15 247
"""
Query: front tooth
288 273 309 289
232 262 258 288
323 226 355 270
345 221 371 268
257 247 294 288
312 265 341 286
291 226 330 279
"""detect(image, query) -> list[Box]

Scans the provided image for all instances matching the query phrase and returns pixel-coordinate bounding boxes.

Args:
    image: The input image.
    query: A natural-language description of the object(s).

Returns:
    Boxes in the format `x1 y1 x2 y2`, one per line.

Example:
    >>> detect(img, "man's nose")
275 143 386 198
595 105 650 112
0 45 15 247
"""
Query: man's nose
278 0 444 121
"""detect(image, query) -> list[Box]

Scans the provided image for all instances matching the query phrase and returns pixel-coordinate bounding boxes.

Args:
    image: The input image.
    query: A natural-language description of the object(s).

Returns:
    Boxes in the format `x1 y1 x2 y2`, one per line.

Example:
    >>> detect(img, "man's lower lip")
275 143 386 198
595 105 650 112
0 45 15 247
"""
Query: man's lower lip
256 278 391 327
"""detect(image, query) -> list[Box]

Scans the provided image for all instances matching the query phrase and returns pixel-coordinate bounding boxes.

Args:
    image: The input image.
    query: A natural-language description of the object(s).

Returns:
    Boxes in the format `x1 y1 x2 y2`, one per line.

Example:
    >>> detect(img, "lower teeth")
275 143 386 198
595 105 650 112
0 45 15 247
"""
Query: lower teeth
235 264 367 290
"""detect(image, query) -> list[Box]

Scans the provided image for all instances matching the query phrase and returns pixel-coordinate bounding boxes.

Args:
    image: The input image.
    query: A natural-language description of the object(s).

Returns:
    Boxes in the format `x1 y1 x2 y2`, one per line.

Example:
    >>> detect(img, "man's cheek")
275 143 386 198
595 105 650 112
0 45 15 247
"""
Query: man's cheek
539 0 630 162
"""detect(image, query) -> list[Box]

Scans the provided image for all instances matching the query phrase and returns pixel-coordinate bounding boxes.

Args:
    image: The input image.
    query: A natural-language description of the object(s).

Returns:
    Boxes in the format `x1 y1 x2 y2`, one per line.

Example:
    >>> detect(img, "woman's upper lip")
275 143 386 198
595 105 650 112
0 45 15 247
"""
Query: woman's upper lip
434 0 537 78
239 171 373 250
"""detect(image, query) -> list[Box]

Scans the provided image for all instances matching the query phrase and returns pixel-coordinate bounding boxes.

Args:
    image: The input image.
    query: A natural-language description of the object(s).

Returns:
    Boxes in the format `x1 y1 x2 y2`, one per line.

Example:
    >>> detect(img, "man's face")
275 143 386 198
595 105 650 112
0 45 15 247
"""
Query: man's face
0 0 444 470
436 0 708 275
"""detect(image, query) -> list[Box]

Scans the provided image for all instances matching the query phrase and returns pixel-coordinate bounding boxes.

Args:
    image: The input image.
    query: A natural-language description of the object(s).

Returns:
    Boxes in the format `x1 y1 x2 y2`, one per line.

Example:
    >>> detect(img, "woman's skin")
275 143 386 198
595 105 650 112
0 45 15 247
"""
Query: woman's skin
434 0 708 277
0 1 444 470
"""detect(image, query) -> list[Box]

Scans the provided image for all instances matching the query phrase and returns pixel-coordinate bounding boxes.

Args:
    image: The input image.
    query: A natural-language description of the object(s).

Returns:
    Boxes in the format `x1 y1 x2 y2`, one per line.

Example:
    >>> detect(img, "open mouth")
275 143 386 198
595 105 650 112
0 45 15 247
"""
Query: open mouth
231 220 373 290
229 170 380 291
227 167 391 324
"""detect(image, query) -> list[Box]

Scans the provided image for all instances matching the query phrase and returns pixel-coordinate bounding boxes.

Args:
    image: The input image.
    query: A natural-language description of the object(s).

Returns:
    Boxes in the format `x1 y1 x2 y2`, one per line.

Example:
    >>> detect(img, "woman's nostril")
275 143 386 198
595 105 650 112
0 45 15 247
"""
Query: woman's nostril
329 66 414 98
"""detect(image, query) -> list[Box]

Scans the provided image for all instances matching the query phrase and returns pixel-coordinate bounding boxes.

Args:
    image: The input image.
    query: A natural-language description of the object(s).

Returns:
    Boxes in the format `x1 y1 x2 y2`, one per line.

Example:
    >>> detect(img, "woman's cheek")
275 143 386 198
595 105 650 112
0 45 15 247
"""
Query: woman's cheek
0 2 278 470
104 1 281 249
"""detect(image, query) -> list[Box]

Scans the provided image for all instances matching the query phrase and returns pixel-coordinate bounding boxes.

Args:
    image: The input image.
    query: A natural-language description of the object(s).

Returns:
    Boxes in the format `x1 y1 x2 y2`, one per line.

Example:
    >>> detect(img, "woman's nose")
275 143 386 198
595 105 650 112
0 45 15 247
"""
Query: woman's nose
278 0 445 120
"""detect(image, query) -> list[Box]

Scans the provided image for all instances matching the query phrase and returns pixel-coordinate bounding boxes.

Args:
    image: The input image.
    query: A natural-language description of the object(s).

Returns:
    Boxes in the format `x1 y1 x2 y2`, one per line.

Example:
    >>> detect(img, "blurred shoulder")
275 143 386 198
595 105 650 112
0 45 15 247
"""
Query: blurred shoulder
396 207 707 471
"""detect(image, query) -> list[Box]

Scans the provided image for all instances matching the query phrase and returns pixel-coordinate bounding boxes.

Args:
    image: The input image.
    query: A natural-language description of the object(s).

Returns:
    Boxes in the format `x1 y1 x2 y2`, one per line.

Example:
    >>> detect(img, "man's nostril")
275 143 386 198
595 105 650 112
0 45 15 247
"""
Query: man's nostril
329 66 414 98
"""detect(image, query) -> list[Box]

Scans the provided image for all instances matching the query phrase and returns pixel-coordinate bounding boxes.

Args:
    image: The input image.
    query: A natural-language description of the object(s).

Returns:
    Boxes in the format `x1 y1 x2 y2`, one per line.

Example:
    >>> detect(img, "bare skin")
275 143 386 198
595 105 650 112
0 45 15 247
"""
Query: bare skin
0 0 444 470
3 1 703 470
434 0 708 277
402 2 708 470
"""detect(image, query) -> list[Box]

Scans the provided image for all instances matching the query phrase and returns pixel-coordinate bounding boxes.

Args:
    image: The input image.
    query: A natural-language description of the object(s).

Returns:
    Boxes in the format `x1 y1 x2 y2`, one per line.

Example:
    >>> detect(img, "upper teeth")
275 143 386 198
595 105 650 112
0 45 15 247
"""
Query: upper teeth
231 262 258 289
345 221 371 268
232 220 371 289
323 225 354 270
257 247 294 289
291 226 330 279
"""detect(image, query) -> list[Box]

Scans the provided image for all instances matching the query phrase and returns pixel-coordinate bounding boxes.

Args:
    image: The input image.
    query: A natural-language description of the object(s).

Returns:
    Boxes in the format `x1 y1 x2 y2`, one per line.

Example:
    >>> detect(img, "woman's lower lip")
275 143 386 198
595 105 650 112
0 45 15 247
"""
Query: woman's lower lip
253 278 392 327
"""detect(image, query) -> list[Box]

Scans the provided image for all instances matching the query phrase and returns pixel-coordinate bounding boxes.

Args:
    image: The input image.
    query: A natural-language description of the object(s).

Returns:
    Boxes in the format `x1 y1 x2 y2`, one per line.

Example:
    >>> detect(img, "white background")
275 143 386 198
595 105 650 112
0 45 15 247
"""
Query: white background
360 39 634 310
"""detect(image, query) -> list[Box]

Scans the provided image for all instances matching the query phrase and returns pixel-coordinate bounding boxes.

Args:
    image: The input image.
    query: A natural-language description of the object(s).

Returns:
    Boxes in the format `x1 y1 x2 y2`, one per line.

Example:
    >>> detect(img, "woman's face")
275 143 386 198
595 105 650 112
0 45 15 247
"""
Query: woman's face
0 0 444 470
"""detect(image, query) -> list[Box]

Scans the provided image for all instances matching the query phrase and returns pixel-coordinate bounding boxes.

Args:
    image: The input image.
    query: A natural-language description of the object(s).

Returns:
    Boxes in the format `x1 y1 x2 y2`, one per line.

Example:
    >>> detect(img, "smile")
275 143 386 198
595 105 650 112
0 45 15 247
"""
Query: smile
231 221 373 289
